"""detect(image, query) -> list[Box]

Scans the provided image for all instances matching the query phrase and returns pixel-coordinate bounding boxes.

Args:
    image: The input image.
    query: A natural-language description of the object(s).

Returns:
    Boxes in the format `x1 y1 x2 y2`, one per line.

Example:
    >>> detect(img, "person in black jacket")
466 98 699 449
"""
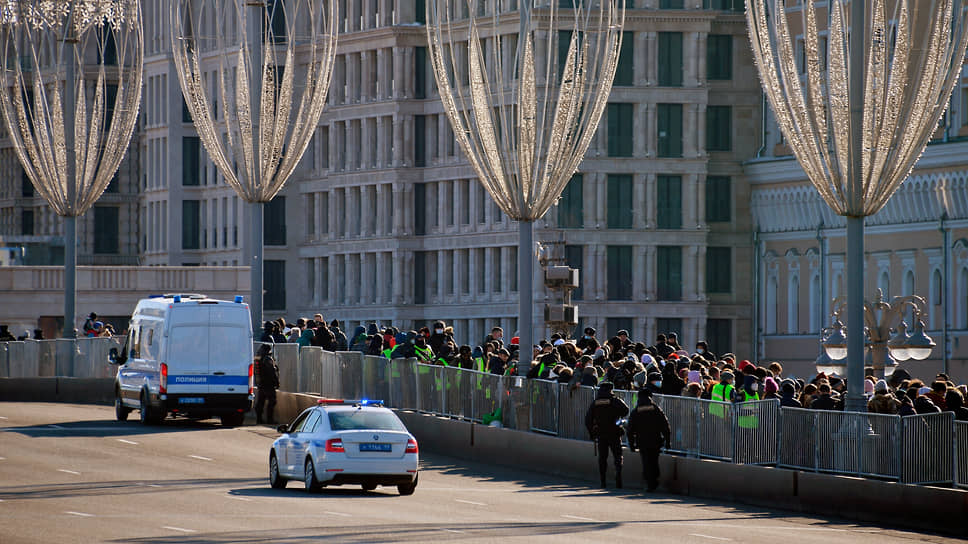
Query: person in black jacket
627 388 671 492
585 382 629 489
254 343 280 424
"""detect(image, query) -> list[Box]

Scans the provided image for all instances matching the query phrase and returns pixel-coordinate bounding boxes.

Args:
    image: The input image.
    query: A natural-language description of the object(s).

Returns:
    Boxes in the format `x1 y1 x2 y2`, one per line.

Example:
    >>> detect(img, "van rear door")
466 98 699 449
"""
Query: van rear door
166 306 210 396
206 304 252 394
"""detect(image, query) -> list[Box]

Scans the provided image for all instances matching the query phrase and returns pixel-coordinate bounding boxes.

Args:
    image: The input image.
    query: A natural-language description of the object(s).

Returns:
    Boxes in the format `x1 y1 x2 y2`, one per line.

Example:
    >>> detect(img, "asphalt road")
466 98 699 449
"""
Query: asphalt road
0 402 958 544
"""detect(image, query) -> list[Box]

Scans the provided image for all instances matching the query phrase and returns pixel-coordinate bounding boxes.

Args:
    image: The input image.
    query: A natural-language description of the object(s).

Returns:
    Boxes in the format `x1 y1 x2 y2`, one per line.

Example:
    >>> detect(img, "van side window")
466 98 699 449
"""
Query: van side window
140 327 152 360
130 327 141 359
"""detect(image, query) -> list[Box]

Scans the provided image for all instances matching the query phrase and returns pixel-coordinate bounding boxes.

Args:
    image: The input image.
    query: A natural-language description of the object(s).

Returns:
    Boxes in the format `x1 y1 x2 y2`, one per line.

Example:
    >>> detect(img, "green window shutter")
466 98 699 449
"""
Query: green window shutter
182 137 200 186
414 252 427 304
614 32 634 86
607 103 634 157
607 174 633 229
264 196 287 246
707 105 732 152
264 260 286 310
414 183 426 235
414 115 426 167
21 209 34 235
415 47 427 99
181 200 200 250
657 175 682 229
657 103 683 158
558 174 583 228
565 245 583 300
660 0 684 8
706 246 732 294
707 35 733 80
558 30 573 79
705 319 732 355
658 32 683 87
657 246 682 301
415 0 426 24
607 245 633 300
656 318 683 339
705 175 731 222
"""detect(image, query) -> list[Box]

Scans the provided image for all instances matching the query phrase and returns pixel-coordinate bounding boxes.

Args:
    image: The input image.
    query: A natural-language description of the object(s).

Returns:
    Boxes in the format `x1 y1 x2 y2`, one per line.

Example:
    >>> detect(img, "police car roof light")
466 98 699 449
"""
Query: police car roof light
317 398 345 404
173 295 181 303
234 295 244 303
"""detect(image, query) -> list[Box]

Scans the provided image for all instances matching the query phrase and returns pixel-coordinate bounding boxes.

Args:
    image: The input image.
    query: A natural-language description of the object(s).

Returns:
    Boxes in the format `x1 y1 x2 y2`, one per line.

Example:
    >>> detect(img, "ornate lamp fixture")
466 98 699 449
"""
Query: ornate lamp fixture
171 0 338 330
0 0 143 337
748 0 967 409
427 0 625 372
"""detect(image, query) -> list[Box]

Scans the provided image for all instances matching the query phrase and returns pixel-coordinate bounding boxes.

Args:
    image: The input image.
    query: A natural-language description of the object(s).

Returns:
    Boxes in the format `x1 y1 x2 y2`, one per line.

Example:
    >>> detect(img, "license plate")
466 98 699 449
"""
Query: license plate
359 443 391 452
178 397 205 404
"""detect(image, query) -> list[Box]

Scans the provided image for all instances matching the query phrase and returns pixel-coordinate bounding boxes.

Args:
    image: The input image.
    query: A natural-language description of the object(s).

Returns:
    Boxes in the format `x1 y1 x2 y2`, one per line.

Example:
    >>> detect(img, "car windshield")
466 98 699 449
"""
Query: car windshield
328 410 405 431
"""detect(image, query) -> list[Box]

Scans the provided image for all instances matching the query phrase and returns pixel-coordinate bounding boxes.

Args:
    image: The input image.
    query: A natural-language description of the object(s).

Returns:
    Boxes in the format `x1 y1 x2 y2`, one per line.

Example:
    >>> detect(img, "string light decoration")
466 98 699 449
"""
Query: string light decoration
747 0 968 410
171 0 337 329
427 0 625 370
0 0 143 337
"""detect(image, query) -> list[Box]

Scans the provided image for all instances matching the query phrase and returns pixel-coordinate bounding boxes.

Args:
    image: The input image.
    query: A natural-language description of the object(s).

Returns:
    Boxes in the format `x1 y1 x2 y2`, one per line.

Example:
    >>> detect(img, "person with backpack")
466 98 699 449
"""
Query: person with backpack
255 343 280 425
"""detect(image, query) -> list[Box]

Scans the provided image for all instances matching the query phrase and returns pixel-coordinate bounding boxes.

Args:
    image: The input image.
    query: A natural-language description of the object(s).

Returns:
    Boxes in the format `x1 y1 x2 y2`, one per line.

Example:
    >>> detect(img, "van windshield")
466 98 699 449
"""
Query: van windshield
328 411 405 431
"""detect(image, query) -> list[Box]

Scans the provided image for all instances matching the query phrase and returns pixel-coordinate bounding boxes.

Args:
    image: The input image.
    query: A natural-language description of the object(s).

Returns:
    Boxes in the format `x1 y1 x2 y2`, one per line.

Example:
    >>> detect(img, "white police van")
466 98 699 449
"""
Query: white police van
109 294 254 426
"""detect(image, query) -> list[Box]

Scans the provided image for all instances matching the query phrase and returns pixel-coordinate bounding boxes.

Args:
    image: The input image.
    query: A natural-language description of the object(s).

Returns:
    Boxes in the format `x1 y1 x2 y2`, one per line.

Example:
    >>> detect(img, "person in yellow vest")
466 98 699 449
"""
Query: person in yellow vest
710 370 737 417
414 336 436 364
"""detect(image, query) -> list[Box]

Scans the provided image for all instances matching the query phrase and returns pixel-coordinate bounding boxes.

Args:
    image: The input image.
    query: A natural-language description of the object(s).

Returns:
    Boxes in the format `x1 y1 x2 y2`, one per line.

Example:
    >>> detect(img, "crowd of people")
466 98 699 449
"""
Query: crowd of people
257 316 968 421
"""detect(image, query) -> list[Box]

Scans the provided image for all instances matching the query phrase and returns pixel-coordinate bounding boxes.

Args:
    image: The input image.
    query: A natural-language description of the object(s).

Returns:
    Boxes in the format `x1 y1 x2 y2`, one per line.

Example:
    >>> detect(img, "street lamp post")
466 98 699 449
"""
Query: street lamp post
821 290 936 380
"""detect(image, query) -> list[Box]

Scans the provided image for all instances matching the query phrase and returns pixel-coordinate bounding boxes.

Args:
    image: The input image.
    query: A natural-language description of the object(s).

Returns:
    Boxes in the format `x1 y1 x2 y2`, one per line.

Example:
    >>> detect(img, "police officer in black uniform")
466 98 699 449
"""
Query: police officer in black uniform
255 343 280 424
585 382 629 489
627 388 671 491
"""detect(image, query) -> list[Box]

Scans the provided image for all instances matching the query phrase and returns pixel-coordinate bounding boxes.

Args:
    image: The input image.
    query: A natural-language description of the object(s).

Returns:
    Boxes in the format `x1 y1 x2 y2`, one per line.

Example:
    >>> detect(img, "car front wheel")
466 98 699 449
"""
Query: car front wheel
269 452 287 489
115 391 131 422
304 458 322 493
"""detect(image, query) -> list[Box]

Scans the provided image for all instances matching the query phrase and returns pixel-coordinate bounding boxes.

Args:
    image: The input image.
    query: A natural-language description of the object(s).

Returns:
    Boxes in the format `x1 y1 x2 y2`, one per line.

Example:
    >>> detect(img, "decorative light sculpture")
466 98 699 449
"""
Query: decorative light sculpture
748 0 968 410
428 0 625 372
0 0 143 338
171 0 337 331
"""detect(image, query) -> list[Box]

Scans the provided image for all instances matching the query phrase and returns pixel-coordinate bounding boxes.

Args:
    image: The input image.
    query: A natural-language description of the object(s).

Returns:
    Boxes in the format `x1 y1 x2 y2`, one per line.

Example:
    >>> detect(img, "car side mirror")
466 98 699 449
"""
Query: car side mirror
276 424 289 434
108 347 121 365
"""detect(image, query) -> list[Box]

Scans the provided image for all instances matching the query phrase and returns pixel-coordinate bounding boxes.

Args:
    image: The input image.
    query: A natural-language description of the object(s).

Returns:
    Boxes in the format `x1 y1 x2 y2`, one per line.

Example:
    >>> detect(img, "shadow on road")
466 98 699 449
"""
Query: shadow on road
0 418 235 438
0 478 263 501
228 485 400 498
110 520 623 543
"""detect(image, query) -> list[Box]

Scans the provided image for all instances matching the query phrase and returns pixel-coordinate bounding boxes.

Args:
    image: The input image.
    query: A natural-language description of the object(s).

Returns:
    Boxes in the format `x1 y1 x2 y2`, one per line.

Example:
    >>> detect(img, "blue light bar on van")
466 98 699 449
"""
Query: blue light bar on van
173 295 181 303
234 295 244 303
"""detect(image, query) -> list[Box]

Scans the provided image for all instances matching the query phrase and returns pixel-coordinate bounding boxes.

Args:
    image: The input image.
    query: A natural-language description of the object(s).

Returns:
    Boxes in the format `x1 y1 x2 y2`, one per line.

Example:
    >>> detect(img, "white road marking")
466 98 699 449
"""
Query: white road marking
0 416 8 419
561 514 598 522
48 424 65 429
0 457 5 460
228 495 252 502
117 439 139 445
57 469 81 475
65 511 94 517
441 529 465 534
455 499 487 506
147 484 162 488
162 526 197 533
324 511 352 518
189 455 213 461
689 534 731 541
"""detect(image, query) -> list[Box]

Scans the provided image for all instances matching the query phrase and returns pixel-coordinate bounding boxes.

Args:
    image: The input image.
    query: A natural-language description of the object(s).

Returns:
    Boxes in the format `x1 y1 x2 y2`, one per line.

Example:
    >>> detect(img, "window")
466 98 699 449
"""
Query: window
607 246 633 300
266 0 287 42
607 174 633 229
21 209 34 235
264 196 287 246
660 0 684 8
565 245 583 300
414 115 426 167
264 260 286 310
558 174 583 228
657 246 682 301
658 32 683 87
414 46 427 99
613 32 634 86
93 206 119 254
656 175 682 229
607 103 634 157
414 251 427 304
181 200 200 250
21 168 32 197
707 35 733 80
558 30 574 79
414 183 427 235
707 105 732 152
705 176 731 222
182 96 192 123
607 318 634 339
706 247 732 293
656 318 682 340
704 0 744 11
182 136 200 186
105 171 119 193
657 104 683 157
415 0 426 24
705 319 731 356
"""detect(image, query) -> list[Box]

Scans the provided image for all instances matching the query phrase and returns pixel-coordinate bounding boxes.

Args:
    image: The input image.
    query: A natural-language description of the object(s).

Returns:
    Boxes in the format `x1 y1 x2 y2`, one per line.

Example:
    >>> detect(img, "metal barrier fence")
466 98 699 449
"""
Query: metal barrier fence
4 340 968 487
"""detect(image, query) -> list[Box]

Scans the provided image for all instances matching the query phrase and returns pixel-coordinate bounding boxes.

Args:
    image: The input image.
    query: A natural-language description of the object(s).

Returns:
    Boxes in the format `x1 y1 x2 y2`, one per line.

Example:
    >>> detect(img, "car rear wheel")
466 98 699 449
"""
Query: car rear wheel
397 474 417 496
115 391 131 422
139 391 162 425
304 458 322 493
269 453 287 489
361 483 377 492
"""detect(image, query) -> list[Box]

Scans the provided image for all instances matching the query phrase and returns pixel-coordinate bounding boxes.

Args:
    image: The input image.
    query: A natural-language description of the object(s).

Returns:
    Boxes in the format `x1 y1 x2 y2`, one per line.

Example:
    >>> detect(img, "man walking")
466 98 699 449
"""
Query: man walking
627 388 671 492
255 343 280 424
585 382 629 489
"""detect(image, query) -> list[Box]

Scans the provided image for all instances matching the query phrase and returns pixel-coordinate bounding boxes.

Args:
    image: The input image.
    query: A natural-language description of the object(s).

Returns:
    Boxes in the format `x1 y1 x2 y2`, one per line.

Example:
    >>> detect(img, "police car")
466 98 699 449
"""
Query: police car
269 399 419 495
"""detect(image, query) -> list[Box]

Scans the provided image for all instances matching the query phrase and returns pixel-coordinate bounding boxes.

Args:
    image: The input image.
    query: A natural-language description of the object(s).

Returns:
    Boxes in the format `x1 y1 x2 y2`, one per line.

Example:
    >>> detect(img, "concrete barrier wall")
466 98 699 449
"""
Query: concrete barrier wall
0 378 114 404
